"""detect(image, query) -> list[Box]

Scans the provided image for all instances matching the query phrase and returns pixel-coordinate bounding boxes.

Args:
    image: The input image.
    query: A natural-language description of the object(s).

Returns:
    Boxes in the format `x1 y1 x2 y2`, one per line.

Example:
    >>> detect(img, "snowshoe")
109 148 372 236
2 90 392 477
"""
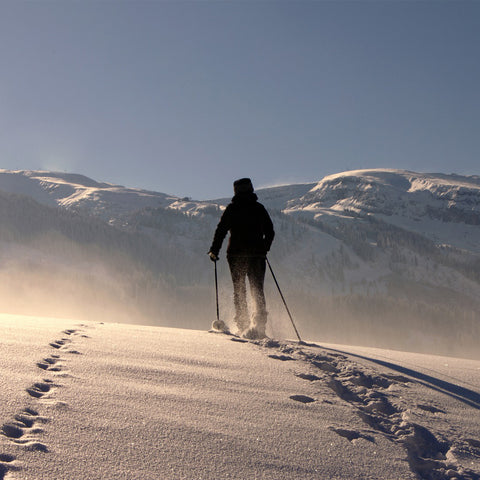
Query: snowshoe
211 319 229 333
242 326 267 340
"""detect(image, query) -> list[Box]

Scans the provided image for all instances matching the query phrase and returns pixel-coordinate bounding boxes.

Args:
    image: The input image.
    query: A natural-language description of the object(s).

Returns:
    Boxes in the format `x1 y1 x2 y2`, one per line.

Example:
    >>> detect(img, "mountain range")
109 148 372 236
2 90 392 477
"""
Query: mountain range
0 168 478 358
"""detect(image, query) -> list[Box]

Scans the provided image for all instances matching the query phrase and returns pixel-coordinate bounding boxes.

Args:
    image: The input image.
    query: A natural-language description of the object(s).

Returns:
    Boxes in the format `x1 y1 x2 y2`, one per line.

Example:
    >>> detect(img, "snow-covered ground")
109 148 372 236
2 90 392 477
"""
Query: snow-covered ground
1 315 479 480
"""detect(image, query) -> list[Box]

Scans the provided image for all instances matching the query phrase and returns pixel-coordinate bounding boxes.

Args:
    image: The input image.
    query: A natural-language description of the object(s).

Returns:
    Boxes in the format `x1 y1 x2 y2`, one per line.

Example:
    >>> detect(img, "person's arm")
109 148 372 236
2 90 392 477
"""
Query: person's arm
209 206 231 257
263 207 275 252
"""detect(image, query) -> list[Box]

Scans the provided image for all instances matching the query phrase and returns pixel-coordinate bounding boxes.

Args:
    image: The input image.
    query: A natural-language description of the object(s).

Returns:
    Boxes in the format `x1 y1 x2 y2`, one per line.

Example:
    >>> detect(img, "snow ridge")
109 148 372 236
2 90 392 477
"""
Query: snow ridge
287 169 480 227
0 169 179 221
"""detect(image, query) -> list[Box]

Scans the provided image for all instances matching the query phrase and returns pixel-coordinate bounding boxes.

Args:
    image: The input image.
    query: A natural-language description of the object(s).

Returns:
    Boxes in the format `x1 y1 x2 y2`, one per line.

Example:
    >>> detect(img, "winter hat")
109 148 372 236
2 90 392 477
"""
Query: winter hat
233 178 254 194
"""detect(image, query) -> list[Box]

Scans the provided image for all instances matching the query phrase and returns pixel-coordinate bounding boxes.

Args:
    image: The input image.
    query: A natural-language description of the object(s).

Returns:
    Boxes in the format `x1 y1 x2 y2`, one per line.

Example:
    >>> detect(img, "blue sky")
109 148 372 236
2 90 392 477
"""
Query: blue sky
1 0 479 199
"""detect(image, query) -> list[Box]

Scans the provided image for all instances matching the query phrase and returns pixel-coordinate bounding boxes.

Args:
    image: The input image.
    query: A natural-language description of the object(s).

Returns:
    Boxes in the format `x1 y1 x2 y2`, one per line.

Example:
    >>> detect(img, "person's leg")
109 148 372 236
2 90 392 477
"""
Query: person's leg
245 257 267 338
228 257 250 333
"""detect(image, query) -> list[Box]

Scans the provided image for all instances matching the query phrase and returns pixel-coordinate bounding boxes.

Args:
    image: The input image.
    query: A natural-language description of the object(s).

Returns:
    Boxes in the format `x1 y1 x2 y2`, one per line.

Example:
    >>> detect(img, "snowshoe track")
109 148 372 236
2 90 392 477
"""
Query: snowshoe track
236 335 480 480
0 324 93 478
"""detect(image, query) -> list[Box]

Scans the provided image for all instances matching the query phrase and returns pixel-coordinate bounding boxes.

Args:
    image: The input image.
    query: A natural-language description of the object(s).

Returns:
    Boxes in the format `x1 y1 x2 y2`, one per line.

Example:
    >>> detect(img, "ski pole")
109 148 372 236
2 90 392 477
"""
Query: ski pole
266 257 303 343
214 260 220 323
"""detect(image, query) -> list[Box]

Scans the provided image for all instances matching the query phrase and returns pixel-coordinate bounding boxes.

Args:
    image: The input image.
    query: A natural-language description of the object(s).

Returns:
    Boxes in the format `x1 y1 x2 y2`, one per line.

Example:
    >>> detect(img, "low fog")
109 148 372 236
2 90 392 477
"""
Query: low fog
1 244 478 361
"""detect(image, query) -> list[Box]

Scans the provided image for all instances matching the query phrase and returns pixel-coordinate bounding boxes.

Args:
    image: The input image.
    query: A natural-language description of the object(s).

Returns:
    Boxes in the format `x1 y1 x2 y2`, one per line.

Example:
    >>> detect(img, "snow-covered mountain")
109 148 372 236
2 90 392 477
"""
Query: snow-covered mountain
0 168 478 359
285 169 480 253
0 170 178 222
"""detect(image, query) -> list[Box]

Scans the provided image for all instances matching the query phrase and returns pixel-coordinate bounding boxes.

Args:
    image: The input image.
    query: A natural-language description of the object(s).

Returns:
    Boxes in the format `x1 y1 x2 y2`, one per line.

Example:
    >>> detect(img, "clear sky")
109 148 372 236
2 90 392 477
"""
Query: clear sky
1 0 479 200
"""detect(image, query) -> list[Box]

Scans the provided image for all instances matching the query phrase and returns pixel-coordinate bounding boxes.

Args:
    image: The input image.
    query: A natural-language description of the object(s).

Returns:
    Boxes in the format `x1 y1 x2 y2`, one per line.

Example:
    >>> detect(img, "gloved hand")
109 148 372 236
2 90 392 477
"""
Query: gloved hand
208 251 218 262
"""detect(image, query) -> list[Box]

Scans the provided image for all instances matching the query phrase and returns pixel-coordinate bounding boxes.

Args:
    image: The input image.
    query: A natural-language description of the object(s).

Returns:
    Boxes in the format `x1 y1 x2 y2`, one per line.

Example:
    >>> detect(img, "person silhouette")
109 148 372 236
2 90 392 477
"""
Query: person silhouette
208 178 274 339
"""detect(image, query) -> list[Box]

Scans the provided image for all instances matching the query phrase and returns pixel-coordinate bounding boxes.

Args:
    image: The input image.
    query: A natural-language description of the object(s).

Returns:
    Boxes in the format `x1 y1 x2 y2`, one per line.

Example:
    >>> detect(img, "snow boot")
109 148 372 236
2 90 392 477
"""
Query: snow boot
242 310 267 339
234 318 249 336
243 324 267 340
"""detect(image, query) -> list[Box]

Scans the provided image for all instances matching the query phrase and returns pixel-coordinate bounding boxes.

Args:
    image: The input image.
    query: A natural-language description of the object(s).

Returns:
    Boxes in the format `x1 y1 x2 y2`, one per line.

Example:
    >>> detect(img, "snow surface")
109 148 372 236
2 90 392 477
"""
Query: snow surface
1 315 479 480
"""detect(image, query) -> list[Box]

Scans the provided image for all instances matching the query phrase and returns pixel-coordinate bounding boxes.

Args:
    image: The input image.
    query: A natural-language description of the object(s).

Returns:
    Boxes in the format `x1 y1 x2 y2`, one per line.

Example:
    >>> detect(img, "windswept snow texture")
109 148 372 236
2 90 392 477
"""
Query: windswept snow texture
1 316 479 480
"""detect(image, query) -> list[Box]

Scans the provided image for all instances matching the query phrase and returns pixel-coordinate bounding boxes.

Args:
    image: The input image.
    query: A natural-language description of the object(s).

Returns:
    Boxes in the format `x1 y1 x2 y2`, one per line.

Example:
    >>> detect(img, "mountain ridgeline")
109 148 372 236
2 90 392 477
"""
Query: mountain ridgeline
0 169 478 358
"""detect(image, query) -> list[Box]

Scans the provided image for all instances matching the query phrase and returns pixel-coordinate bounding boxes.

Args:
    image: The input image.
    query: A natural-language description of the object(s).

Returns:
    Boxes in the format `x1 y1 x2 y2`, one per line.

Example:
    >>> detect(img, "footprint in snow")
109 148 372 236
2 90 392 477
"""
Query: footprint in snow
295 373 322 382
2 409 40 439
417 404 446 414
75 323 94 330
464 438 480 457
326 378 362 403
26 381 54 399
259 339 281 348
268 354 295 361
2 409 49 453
230 337 248 343
466 438 480 448
49 339 69 349
0 455 16 462
302 353 336 363
328 353 348 360
1 424 23 440
312 360 339 373
65 349 82 355
290 395 315 404
0 453 18 480
330 427 375 443
37 356 64 372
62 329 77 336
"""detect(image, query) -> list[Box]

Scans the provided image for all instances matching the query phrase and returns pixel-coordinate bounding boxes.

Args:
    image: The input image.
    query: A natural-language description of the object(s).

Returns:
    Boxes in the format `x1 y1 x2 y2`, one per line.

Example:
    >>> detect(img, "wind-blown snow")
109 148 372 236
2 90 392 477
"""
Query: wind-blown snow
0 167 479 358
1 315 479 479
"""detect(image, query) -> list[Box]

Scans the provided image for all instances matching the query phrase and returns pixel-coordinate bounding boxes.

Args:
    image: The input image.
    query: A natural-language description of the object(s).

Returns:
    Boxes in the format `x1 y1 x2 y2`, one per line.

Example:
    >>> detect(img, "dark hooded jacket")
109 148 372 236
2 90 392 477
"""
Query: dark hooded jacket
209 192 274 257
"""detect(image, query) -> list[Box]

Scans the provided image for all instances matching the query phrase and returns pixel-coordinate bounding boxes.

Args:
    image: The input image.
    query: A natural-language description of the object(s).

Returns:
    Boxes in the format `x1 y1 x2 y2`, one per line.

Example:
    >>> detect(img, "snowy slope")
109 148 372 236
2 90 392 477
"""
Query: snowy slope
285 169 480 252
1 315 479 480
288 169 480 219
